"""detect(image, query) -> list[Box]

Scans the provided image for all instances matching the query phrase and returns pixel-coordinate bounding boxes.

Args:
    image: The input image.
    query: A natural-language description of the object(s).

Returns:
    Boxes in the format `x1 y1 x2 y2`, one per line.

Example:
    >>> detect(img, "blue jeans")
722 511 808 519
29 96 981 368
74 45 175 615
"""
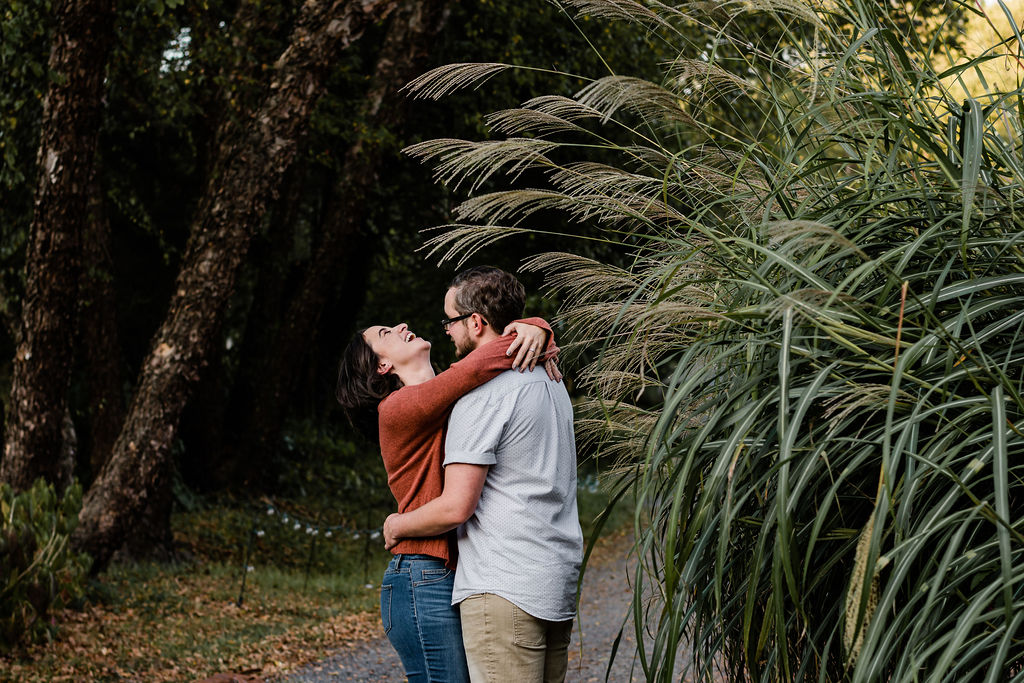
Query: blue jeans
381 553 469 682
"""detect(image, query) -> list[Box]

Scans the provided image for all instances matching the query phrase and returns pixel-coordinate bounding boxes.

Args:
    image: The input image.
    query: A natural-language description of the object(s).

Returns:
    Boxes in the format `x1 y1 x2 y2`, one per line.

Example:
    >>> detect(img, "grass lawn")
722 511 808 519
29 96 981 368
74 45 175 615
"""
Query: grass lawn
1 479 630 681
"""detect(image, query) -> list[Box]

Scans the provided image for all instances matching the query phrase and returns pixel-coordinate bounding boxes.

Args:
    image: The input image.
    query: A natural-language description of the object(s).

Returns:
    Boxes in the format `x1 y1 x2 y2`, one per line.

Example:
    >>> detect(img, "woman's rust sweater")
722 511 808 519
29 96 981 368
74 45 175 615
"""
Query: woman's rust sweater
376 318 552 566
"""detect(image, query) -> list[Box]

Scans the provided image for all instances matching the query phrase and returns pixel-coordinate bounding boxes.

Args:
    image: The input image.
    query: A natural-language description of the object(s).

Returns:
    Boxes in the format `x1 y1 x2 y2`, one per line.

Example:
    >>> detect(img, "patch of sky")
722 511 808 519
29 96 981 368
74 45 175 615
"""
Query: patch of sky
160 27 192 73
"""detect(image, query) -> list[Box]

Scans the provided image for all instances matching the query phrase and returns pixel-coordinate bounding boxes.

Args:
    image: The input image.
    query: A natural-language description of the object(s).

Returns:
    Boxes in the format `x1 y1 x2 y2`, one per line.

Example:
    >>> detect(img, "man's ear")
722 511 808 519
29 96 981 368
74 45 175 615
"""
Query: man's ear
470 313 488 336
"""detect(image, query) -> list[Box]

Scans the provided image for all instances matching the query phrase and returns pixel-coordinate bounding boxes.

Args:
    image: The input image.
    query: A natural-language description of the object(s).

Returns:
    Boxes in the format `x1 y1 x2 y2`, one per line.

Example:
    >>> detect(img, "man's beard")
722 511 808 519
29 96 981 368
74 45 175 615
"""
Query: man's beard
454 337 474 358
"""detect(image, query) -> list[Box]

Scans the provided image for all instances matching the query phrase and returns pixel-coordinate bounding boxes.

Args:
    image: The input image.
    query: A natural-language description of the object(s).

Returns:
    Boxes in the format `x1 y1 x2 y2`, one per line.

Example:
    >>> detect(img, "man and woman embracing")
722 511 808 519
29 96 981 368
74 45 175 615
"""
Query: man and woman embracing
336 266 582 683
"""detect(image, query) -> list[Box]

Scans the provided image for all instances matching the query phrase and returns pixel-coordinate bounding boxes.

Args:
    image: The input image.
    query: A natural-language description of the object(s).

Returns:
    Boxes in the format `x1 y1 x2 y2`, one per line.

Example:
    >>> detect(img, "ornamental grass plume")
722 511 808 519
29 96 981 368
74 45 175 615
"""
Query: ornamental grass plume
406 0 1024 679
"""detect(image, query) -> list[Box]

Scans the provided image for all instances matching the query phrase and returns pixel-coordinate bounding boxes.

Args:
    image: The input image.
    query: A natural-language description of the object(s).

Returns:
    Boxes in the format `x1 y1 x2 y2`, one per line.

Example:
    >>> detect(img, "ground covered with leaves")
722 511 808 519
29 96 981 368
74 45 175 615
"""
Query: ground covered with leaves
1 484 624 681
4 573 383 682
1 497 393 682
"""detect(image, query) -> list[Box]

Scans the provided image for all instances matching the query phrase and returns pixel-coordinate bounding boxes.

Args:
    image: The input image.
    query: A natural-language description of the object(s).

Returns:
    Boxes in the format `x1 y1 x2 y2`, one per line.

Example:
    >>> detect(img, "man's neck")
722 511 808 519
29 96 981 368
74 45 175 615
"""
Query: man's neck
473 329 501 350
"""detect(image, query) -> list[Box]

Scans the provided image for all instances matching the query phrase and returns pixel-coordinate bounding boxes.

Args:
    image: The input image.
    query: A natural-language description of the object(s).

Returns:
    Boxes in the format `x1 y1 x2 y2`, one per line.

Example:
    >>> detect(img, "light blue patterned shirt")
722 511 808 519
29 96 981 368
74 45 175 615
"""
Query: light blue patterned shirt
444 367 582 621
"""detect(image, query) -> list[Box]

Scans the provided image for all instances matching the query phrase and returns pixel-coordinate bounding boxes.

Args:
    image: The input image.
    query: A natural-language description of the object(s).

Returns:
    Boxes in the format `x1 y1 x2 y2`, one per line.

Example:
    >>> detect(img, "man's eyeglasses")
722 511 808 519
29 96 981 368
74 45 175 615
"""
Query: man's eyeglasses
441 312 473 331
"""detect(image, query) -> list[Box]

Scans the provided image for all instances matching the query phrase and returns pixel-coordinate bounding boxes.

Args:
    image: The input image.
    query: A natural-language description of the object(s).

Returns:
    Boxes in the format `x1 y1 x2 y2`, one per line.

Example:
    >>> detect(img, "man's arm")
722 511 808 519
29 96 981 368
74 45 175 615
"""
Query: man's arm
383 464 488 550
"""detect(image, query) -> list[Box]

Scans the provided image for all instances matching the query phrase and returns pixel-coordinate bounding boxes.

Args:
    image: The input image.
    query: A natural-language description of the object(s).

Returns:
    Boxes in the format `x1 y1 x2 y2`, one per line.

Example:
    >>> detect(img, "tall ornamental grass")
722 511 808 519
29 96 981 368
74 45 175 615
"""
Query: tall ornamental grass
405 0 1024 679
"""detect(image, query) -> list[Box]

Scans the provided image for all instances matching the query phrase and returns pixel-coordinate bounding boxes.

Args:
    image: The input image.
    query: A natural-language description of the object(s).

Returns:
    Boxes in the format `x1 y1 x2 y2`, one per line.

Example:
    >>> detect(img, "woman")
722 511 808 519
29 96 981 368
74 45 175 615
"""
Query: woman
335 316 556 682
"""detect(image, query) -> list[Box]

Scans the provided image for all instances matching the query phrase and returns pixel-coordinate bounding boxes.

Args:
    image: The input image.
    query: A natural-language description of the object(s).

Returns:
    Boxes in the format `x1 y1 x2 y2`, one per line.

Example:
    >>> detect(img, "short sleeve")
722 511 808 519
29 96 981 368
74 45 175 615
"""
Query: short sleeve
443 389 507 467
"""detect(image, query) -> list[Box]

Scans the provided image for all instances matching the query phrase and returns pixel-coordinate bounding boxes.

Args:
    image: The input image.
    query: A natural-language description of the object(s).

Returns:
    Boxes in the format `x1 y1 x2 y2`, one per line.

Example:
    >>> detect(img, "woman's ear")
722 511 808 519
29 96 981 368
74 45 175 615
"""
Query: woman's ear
376 359 391 375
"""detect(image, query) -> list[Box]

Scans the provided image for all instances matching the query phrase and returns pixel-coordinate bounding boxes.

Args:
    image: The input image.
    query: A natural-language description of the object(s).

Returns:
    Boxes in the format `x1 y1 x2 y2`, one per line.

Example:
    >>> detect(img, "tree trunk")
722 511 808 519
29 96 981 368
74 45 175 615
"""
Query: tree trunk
115 480 177 562
72 0 399 572
229 0 451 475
1 0 115 492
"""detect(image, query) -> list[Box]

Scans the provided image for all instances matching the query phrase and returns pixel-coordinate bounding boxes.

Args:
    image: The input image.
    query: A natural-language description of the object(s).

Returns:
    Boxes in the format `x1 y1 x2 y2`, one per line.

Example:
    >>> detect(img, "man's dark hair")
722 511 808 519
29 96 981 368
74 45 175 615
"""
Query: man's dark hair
335 331 401 441
449 266 526 332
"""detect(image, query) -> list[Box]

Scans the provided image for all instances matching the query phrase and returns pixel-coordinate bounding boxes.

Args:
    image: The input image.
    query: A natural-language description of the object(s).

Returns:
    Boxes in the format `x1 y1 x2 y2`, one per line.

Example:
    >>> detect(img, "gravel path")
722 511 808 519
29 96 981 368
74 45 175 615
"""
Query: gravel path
281 533 709 682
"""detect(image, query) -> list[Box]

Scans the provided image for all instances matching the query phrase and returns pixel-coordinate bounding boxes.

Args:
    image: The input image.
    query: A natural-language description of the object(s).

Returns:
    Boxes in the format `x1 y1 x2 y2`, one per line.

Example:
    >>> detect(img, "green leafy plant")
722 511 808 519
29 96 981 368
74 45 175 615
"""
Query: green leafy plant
0 478 90 652
403 0 1024 680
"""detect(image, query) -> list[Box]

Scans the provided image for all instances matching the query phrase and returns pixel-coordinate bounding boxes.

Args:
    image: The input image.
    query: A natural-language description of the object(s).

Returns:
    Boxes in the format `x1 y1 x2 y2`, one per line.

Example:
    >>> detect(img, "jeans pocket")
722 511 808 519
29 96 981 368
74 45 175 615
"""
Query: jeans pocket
414 567 452 586
380 584 393 635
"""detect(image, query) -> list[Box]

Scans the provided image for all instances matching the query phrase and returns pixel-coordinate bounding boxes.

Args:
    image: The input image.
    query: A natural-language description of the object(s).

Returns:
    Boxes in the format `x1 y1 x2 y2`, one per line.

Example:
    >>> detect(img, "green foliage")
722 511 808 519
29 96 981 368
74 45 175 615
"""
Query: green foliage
173 493 392 580
0 0 52 191
576 472 634 542
0 479 90 652
277 419 393 514
0 0 53 329
407 0 1024 680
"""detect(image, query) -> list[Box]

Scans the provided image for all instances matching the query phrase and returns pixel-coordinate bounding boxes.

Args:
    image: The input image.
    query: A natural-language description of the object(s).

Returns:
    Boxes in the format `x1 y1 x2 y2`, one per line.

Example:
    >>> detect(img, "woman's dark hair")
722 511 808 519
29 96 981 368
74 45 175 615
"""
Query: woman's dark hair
335 331 401 441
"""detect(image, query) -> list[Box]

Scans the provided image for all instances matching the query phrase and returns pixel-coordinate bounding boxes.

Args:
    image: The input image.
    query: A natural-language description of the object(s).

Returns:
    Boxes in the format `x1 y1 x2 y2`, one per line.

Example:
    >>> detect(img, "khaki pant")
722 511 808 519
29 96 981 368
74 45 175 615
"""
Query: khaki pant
459 593 573 683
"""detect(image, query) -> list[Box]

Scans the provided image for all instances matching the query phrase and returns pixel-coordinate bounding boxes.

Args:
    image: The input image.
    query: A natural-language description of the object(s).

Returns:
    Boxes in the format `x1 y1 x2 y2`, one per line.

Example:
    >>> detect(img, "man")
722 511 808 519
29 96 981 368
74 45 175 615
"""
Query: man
383 266 583 683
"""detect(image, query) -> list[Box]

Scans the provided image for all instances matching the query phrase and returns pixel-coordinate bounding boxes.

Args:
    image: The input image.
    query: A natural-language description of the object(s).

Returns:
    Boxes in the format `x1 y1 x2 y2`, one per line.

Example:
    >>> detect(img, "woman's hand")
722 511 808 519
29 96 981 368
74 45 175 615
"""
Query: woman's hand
383 513 402 550
502 322 550 372
544 356 563 383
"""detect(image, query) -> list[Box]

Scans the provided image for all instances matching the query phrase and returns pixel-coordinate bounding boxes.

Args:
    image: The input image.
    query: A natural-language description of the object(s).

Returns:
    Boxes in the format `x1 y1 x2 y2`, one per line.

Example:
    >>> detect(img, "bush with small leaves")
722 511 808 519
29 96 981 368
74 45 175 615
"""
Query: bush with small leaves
0 479 90 652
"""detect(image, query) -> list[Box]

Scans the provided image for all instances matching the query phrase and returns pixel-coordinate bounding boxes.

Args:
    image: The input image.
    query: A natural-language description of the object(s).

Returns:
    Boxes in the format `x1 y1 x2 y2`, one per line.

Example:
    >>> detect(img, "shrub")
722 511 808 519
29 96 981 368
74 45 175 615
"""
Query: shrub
0 479 90 652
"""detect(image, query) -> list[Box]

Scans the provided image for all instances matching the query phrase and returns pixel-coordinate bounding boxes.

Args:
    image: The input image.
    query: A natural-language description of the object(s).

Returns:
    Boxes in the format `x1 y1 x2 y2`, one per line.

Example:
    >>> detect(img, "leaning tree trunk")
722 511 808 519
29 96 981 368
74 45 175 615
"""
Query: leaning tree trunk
1 0 115 492
72 0 399 572
116 0 304 558
229 0 451 474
